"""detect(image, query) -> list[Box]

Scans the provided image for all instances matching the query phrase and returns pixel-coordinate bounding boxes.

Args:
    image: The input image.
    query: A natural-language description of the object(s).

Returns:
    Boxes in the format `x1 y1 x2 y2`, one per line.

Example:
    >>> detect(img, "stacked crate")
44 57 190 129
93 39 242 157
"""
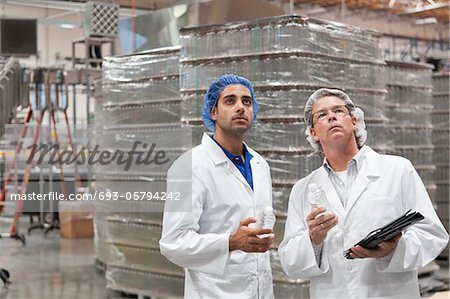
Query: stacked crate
432 73 449 259
384 61 436 206
95 47 185 297
179 15 386 297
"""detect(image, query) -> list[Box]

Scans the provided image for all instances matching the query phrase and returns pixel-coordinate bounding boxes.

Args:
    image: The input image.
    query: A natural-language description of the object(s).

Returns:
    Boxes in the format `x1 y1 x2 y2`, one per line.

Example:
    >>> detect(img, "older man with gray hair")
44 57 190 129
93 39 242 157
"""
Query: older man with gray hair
278 88 448 299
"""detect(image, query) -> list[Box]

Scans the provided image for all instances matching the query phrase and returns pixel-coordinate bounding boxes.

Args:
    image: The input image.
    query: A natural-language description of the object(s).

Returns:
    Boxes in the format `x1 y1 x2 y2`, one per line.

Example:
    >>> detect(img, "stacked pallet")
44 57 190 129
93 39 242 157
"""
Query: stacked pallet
384 61 436 206
432 73 449 259
95 47 185 298
179 15 386 297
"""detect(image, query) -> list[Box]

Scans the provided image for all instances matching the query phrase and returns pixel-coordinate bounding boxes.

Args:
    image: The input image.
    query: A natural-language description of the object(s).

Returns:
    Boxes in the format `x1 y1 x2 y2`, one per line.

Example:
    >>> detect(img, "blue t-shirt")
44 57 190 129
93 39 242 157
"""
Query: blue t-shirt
211 135 254 190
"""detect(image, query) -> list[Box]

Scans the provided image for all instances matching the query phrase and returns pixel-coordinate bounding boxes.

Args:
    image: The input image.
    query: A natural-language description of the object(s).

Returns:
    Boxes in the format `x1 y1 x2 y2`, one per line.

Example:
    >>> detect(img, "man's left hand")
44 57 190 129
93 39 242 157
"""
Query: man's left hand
350 233 402 259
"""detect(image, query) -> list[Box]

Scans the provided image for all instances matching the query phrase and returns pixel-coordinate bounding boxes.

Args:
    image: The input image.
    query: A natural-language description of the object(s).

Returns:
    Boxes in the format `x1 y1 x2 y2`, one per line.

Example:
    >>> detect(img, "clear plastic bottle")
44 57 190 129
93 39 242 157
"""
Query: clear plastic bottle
249 206 276 238
308 183 331 217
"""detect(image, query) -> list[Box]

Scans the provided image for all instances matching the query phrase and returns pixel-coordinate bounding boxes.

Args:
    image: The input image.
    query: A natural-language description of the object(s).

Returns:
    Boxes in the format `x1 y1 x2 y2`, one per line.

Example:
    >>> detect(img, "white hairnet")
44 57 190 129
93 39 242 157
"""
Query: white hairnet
304 88 367 153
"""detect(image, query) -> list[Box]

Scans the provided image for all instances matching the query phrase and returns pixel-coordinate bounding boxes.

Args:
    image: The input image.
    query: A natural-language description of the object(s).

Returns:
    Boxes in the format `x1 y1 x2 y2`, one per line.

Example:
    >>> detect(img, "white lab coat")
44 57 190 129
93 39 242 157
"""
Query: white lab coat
278 146 449 299
160 133 274 299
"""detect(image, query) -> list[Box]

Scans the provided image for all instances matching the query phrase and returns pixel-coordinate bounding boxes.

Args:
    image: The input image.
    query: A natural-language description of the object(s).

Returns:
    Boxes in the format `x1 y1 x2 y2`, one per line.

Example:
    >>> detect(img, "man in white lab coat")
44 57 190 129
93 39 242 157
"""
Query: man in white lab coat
160 74 275 298
278 88 449 299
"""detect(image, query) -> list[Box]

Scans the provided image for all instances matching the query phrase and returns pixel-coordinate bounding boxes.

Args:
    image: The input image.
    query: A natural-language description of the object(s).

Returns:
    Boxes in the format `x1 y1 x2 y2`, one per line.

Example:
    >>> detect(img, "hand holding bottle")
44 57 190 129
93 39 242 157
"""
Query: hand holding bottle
307 183 338 244
249 206 276 239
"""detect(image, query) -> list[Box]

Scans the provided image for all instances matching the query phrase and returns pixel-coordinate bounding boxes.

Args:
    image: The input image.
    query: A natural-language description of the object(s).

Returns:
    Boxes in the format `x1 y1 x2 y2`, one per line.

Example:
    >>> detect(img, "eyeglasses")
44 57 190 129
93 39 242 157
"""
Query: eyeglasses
311 105 350 124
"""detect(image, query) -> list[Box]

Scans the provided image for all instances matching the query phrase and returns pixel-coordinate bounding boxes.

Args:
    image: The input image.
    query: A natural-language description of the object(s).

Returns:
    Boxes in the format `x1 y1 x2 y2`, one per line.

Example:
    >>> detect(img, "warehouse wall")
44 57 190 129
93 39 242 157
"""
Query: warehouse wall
1 4 83 67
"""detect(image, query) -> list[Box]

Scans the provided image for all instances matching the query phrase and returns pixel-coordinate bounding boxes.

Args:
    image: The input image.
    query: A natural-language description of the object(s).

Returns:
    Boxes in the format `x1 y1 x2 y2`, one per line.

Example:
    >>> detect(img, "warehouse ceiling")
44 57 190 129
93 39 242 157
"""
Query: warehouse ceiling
5 0 450 23
293 0 449 23
64 0 450 24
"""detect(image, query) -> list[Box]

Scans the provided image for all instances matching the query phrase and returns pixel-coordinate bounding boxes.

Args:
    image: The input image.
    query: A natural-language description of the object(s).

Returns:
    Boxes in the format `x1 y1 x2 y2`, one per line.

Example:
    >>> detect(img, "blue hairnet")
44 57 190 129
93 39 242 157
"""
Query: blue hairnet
201 74 259 132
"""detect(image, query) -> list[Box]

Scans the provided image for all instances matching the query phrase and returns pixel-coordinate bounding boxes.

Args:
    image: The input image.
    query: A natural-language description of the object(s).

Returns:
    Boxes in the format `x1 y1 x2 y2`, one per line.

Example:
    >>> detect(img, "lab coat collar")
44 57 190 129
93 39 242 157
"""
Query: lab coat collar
202 132 261 165
201 133 259 192
202 133 229 165
345 146 381 216
318 145 381 218
359 146 381 178
322 145 367 174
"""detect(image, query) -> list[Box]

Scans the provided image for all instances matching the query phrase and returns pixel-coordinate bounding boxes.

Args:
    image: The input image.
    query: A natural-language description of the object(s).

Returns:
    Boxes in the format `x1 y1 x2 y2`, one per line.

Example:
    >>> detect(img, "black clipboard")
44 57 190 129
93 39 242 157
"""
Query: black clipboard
343 209 424 259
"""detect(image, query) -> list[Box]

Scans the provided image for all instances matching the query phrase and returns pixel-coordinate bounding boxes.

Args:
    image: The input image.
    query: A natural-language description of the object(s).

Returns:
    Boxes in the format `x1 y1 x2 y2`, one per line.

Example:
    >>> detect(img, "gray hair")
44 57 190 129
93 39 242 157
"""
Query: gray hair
304 88 367 154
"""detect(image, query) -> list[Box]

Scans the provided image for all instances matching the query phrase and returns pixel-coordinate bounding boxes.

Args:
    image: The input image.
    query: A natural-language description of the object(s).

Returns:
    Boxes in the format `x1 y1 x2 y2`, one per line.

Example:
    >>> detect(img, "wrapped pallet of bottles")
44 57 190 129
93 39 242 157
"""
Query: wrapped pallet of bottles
432 72 449 259
94 46 185 297
384 61 436 205
179 15 386 297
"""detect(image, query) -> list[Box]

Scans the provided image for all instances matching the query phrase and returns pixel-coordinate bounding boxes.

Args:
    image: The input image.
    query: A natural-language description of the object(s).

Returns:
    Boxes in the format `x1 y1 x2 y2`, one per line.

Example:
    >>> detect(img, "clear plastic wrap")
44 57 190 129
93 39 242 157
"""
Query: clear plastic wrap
435 182 449 230
433 163 449 182
103 47 181 83
108 244 183 276
432 94 449 110
97 101 181 126
180 55 385 91
94 212 112 265
106 219 162 247
180 15 382 63
98 15 389 297
384 146 434 166
269 250 310 297
432 73 449 233
386 85 433 106
106 266 184 298
386 60 433 88
432 128 449 146
95 47 186 297
384 126 433 147
187 119 386 152
95 174 167 201
431 110 450 127
100 78 180 105
273 186 293 213
432 73 450 93
382 60 439 212
182 88 386 122
384 105 432 126
265 153 323 183
415 165 437 183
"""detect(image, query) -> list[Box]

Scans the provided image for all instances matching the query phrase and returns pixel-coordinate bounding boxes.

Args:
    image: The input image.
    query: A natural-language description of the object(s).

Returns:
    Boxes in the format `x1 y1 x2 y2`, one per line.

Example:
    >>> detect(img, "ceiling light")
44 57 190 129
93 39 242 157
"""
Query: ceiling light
415 17 438 24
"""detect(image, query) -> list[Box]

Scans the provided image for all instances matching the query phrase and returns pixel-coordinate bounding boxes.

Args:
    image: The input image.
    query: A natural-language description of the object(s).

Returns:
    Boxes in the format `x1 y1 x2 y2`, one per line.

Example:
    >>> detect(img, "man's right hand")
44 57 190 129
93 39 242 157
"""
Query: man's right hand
307 207 338 245
229 217 274 252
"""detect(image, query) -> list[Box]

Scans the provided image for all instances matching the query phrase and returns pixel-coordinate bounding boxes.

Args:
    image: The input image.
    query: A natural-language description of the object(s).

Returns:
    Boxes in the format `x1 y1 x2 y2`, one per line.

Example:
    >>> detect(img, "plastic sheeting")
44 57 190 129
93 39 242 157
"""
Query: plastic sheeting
432 73 449 257
384 61 435 199
94 46 186 298
93 14 450 297
179 15 382 63
93 15 450 298
179 14 386 295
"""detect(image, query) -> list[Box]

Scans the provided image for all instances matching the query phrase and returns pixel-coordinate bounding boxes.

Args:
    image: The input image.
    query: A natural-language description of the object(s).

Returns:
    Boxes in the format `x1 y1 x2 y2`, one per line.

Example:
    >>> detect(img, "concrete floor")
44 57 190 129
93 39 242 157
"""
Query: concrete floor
0 228 107 299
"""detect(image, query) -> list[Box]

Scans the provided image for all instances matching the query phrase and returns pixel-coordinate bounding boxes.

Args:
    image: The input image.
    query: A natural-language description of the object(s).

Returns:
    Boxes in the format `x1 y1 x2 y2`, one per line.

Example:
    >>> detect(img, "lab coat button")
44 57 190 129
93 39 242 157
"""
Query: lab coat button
347 266 352 271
